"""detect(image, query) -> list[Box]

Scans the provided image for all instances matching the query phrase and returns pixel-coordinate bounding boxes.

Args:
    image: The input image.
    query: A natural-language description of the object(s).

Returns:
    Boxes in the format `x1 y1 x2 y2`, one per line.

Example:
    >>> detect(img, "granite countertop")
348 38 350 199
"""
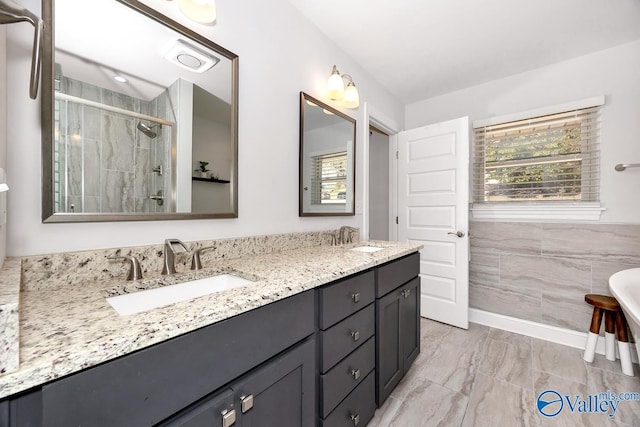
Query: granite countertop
0 240 421 399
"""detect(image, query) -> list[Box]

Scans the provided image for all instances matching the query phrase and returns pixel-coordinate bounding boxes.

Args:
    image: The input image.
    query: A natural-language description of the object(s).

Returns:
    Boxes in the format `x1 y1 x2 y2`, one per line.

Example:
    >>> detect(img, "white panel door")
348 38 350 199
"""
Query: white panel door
398 117 469 329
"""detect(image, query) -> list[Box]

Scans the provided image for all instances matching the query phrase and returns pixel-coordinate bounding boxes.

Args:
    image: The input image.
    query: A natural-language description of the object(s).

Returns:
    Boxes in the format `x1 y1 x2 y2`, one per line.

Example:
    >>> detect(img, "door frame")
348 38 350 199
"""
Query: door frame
362 102 400 242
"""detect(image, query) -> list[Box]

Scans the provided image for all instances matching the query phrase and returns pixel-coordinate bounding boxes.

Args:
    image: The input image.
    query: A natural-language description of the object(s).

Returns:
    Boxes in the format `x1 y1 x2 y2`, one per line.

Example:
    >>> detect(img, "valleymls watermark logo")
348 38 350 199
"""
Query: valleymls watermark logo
537 389 640 418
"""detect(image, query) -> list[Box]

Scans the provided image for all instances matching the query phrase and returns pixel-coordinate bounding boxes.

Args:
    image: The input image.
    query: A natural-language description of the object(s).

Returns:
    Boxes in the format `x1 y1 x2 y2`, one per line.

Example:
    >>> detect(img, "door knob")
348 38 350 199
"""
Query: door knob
447 231 465 238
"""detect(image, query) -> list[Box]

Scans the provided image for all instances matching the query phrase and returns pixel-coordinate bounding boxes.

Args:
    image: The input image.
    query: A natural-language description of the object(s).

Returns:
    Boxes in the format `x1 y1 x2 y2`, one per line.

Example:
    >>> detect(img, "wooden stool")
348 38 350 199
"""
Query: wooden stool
584 294 634 376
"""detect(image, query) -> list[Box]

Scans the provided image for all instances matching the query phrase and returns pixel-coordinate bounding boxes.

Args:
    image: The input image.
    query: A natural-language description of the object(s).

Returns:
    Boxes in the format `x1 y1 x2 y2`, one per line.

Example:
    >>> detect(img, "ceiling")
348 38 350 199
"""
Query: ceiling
55 0 232 104
287 0 640 104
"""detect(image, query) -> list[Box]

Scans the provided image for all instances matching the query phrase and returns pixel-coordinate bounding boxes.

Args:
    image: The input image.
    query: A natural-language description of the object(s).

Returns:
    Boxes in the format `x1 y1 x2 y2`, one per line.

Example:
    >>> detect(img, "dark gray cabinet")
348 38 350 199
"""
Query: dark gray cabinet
1 250 422 427
160 338 315 427
0 390 42 427
317 270 376 426
2 291 315 427
375 253 420 406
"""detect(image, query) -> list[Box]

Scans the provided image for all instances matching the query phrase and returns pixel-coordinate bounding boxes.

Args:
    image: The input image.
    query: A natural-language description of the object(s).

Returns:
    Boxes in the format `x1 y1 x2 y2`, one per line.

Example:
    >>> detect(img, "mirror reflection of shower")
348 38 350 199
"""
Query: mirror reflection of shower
53 71 176 214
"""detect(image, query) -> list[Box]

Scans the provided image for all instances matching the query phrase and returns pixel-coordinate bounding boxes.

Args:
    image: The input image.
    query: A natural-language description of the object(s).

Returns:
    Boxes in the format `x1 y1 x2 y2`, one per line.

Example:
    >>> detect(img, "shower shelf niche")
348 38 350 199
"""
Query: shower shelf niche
192 177 230 184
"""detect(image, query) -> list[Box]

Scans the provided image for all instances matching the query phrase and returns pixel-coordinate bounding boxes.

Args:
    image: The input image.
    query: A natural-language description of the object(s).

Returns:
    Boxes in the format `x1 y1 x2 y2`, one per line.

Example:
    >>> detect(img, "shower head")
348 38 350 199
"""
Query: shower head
137 122 160 139
0 0 43 99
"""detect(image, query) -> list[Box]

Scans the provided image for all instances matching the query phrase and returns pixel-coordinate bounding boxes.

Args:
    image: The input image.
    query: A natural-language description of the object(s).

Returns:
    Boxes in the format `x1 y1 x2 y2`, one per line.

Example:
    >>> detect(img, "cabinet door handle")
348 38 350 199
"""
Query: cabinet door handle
402 289 411 298
351 292 360 303
221 409 236 427
351 330 360 341
240 394 254 413
351 368 361 380
350 413 360 426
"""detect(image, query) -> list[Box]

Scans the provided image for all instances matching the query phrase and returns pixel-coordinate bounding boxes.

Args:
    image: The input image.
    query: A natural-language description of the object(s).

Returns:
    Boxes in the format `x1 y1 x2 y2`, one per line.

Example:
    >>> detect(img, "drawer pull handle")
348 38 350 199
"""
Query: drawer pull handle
351 368 361 380
240 394 254 413
221 409 236 427
351 292 360 303
350 413 360 425
402 289 411 298
351 330 360 341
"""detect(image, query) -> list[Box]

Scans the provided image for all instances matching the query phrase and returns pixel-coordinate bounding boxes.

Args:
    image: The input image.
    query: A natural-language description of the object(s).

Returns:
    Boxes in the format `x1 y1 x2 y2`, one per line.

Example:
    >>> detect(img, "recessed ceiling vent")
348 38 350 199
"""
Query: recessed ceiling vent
164 39 220 73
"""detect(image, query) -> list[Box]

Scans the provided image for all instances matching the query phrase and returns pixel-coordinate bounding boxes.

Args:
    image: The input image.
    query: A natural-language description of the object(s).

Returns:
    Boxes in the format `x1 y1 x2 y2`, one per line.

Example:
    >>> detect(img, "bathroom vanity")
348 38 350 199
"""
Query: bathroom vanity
0 237 421 426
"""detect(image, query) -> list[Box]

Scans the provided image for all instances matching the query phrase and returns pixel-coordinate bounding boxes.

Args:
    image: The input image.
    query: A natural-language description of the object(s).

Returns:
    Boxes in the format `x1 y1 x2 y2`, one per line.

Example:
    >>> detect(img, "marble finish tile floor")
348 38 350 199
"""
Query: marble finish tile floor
369 318 640 427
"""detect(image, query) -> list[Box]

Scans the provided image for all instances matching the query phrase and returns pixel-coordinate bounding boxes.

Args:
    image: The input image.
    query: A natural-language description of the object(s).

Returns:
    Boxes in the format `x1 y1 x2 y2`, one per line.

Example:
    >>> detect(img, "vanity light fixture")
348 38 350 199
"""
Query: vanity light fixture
176 0 216 24
327 65 360 109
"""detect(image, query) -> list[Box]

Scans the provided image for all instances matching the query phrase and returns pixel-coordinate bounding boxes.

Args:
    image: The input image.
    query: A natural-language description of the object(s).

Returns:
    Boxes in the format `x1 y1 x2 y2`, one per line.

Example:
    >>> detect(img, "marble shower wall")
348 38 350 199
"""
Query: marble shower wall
57 77 173 213
469 221 640 332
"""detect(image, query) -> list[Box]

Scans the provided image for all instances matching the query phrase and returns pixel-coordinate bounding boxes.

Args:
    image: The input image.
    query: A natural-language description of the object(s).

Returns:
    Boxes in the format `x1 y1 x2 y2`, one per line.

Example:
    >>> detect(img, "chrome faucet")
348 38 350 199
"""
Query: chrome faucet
338 226 358 245
162 238 189 275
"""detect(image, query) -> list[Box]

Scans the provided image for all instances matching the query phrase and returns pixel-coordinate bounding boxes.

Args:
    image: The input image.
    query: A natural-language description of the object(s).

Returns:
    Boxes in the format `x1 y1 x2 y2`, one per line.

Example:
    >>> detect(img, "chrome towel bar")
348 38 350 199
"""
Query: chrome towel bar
615 164 640 171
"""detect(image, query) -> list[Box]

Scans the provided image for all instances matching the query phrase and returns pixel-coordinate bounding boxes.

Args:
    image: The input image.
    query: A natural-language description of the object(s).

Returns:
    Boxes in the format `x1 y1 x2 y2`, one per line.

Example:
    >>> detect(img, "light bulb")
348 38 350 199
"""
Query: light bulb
178 0 216 24
327 65 344 100
343 81 359 109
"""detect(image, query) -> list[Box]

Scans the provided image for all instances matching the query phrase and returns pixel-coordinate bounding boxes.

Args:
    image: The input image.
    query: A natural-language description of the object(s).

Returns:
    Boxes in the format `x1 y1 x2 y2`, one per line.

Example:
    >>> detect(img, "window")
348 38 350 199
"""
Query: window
311 151 348 205
473 106 600 204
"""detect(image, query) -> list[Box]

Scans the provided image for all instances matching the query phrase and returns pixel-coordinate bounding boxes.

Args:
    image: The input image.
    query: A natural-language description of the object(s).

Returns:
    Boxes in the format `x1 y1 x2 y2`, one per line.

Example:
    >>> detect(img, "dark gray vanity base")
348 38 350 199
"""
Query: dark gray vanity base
1 250 421 427
2 291 315 427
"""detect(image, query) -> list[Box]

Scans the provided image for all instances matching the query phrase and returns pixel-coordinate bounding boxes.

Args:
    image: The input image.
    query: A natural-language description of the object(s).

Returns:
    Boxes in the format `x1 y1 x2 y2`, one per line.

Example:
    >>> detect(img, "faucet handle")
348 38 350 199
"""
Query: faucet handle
165 238 189 254
322 232 338 246
108 255 143 281
346 227 358 244
191 246 216 270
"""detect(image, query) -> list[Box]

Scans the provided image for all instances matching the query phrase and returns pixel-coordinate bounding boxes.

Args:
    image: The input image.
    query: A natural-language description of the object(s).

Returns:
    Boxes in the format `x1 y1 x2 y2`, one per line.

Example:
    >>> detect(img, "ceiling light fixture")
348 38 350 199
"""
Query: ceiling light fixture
177 0 216 24
327 65 359 109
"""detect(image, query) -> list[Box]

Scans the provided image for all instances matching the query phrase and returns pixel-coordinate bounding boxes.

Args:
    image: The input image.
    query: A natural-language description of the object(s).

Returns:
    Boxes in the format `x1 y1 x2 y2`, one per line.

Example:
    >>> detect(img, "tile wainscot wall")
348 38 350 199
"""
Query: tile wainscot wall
469 221 640 332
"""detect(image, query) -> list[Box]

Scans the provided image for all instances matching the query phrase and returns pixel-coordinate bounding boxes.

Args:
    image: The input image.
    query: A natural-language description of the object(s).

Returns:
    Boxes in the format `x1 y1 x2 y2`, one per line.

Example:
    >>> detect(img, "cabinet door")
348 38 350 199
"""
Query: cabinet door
400 277 421 372
2 390 43 427
232 338 316 427
159 390 236 427
375 288 402 406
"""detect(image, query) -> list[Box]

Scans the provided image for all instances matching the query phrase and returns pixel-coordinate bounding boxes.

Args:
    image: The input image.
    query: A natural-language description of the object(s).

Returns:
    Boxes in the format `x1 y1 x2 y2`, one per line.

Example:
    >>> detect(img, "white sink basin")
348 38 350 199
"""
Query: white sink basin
107 274 254 316
350 246 384 253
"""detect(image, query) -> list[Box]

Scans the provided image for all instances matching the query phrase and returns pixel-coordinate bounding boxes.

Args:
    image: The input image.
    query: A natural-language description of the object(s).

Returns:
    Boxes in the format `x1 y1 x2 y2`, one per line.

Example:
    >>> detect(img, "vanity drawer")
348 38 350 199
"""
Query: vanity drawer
319 304 375 373
319 270 375 330
320 337 375 418
376 252 420 297
321 372 376 427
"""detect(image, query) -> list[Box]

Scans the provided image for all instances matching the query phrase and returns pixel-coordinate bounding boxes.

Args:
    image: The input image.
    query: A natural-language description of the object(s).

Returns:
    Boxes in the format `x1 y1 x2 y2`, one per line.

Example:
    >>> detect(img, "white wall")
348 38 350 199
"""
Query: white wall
5 0 404 256
0 26 7 265
191 114 231 213
406 40 640 224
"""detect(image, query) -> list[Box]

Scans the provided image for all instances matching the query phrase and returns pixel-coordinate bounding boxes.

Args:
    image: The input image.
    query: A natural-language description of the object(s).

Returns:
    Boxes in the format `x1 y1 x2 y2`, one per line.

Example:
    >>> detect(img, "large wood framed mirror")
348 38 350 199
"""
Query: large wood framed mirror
299 92 356 216
41 0 239 222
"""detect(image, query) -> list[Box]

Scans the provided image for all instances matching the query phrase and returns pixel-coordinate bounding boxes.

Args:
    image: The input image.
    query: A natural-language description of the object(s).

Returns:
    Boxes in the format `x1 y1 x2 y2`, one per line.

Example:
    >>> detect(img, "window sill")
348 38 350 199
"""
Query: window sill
470 202 605 222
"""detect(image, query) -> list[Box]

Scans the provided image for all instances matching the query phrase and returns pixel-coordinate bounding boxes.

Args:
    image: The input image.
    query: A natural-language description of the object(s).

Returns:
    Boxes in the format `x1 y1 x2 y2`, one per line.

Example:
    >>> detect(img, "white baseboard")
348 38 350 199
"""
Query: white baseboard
469 308 639 364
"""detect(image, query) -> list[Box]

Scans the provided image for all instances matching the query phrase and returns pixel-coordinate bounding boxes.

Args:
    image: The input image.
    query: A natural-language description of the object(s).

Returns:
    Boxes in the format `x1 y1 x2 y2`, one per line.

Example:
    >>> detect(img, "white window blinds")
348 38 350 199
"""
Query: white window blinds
473 106 600 203
311 151 348 205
